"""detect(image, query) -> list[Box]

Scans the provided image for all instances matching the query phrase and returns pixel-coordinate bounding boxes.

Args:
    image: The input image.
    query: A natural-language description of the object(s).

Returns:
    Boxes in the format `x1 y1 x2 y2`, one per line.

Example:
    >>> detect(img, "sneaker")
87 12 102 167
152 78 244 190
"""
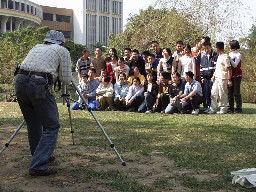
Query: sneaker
160 111 164 114
145 110 152 114
208 110 216 114
204 107 210 113
217 111 227 114
234 111 241 114
191 109 199 115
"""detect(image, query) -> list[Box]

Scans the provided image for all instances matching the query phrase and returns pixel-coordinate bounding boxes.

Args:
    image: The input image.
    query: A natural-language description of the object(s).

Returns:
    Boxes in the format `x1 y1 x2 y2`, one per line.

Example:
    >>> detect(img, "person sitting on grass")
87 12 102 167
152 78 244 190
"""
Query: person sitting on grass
96 75 114 111
165 72 185 114
125 77 144 112
138 70 159 113
71 72 90 110
114 73 130 111
179 71 203 115
127 66 146 85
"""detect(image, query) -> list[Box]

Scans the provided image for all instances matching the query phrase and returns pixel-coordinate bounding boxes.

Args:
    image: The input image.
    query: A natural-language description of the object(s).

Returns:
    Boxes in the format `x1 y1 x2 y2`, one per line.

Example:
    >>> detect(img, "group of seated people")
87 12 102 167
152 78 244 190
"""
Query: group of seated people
71 37 242 115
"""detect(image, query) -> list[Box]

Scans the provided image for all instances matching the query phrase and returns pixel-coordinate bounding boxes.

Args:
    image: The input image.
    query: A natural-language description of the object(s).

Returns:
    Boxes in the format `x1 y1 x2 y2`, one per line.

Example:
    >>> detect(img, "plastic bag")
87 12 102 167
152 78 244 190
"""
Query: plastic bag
231 168 256 188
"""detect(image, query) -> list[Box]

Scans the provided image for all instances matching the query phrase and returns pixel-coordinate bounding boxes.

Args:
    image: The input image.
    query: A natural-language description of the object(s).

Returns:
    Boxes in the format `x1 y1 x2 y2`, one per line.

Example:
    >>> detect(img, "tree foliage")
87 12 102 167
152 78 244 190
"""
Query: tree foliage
0 27 84 84
108 6 204 56
154 0 246 40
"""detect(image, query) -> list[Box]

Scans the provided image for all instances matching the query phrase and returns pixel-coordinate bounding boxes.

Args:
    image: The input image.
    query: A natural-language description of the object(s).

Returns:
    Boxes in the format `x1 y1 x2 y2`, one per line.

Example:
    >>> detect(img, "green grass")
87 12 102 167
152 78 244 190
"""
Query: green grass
0 101 256 191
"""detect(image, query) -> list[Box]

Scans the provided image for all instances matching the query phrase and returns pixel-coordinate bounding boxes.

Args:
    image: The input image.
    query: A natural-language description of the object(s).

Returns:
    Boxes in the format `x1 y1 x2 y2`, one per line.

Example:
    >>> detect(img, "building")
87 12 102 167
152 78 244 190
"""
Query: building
0 0 42 33
40 6 73 40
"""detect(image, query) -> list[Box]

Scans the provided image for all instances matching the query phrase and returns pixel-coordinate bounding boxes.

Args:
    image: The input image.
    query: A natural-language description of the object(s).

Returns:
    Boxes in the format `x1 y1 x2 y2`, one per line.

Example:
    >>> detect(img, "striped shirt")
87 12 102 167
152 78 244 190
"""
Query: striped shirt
20 44 72 85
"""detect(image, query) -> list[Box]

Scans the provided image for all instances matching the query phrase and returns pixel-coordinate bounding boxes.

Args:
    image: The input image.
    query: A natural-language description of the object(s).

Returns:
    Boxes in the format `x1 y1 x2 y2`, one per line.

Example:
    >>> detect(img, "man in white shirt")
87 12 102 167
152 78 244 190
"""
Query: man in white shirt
15 30 72 176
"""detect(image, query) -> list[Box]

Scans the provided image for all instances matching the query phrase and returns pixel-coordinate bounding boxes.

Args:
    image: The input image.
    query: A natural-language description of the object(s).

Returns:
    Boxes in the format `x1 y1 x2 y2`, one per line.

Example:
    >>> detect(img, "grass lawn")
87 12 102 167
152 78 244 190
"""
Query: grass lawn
0 100 256 191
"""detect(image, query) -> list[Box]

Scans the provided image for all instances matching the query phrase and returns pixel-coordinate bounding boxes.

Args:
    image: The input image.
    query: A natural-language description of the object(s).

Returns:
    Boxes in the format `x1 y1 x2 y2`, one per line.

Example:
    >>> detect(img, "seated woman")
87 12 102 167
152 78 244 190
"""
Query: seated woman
125 77 144 112
127 66 146 85
138 71 159 113
96 75 114 111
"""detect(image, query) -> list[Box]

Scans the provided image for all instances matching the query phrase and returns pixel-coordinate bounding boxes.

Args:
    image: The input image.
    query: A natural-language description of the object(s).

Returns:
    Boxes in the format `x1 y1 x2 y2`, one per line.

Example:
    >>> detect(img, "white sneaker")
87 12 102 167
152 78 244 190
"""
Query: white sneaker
217 111 227 114
208 110 216 114
145 110 152 114
204 107 210 113
191 109 199 115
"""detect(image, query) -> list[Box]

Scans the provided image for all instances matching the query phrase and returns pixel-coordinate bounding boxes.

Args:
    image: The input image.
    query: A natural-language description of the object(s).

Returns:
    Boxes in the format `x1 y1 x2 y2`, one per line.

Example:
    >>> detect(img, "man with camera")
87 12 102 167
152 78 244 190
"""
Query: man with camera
15 30 72 176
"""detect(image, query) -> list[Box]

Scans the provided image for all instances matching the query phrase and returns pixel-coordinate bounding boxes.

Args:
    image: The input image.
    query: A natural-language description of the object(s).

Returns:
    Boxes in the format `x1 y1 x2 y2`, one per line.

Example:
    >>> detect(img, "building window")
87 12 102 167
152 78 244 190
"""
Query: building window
8 0 13 9
1 0 7 9
27 5 29 13
112 1 122 14
59 31 72 39
15 1 19 10
86 0 97 11
56 15 71 23
86 14 97 49
31 6 33 14
99 0 109 13
43 13 53 21
21 3 25 12
99 16 109 45
6 22 10 30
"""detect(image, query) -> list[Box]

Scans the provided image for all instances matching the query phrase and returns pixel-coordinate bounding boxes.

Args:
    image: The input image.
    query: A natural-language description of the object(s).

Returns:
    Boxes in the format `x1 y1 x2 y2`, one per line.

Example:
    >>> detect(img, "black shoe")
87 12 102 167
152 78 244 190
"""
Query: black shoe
48 156 56 163
29 168 58 176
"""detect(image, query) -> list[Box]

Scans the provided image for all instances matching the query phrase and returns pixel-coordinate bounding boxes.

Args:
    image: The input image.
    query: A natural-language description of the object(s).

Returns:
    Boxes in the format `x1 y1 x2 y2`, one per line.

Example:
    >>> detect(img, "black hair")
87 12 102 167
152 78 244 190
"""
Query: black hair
161 71 170 80
142 51 150 56
202 36 211 43
202 41 212 47
112 53 118 60
172 72 181 78
163 48 171 55
132 49 139 54
124 48 132 52
104 57 112 63
185 71 194 79
96 47 102 51
229 40 240 50
118 57 125 62
118 72 126 79
216 42 224 50
148 53 156 58
132 76 141 84
81 72 89 78
89 67 96 73
103 75 111 83
184 44 191 52
195 39 201 44
176 40 184 45
151 41 159 44
82 48 88 53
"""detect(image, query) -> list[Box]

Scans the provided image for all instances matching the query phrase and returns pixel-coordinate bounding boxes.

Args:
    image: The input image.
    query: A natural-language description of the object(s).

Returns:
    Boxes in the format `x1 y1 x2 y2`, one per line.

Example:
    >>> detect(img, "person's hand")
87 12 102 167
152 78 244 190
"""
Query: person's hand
201 78 205 84
126 99 132 106
172 97 176 104
180 97 186 104
153 103 158 108
144 92 148 96
107 88 112 92
228 79 232 87
211 76 215 83
83 94 88 98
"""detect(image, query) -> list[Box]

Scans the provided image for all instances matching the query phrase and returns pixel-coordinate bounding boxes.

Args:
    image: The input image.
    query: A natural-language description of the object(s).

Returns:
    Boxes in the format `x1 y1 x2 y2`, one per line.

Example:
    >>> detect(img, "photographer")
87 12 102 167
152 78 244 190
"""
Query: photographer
15 30 72 176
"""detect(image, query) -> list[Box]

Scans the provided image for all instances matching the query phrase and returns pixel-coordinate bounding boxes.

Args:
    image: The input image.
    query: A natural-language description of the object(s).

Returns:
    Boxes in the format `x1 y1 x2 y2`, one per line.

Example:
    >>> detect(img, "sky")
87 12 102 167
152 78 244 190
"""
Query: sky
31 0 255 38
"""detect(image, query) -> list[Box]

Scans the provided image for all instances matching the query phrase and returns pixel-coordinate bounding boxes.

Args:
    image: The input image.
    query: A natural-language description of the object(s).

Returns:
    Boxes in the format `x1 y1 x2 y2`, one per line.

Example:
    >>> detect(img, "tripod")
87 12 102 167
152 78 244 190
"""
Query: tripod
55 85 76 145
1 80 126 166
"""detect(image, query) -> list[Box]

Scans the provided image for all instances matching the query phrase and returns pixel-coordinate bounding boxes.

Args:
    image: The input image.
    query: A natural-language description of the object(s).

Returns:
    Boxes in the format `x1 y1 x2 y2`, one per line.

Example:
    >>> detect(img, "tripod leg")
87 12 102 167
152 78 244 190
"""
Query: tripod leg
71 80 126 166
0 120 25 155
64 97 75 145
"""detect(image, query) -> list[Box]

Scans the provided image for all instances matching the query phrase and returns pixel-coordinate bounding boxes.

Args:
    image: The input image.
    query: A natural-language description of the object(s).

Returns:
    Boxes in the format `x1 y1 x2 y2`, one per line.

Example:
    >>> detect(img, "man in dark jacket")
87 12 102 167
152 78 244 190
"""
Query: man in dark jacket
200 41 218 112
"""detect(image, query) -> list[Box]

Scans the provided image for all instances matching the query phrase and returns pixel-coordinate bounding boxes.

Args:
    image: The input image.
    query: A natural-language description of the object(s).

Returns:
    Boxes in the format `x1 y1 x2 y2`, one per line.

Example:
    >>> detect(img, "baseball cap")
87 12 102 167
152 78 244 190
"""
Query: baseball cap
44 30 65 45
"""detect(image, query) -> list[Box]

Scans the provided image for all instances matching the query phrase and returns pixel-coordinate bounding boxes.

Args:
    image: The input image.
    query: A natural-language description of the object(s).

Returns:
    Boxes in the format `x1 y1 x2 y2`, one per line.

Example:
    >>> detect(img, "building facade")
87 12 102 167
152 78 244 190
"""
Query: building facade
40 6 73 40
0 0 42 33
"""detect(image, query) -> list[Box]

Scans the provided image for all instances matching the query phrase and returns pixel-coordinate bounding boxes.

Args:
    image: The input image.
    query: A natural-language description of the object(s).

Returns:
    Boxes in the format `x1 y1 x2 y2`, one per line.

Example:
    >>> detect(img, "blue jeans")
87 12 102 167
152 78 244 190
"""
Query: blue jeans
165 98 181 114
138 93 156 112
204 78 212 107
15 74 60 171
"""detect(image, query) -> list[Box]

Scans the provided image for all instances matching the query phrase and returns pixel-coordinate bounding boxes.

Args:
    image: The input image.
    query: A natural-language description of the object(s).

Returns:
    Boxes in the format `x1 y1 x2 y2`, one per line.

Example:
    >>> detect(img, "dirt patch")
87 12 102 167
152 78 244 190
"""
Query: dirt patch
0 125 219 192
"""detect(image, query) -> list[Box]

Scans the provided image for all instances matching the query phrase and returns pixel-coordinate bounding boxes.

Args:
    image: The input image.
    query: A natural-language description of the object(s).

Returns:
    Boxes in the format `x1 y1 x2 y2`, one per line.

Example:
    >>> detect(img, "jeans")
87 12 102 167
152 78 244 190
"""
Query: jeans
153 93 169 112
138 93 156 112
204 78 213 107
114 97 128 111
165 97 181 114
15 74 60 171
181 95 202 113
228 77 242 112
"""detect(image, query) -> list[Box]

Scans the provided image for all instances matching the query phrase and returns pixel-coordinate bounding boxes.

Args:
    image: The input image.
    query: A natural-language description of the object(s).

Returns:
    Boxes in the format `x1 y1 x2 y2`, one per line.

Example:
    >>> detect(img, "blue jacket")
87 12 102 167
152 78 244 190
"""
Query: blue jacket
200 50 218 78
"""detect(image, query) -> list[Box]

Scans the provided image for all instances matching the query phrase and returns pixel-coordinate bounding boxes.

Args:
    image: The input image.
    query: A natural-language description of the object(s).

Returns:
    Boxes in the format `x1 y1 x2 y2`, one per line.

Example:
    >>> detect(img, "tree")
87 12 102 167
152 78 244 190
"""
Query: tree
108 6 204 56
154 0 246 41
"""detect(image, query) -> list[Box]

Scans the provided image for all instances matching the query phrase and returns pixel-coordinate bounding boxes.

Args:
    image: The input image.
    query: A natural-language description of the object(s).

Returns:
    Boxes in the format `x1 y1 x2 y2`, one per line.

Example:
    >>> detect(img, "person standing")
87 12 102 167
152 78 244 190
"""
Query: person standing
91 47 106 78
76 48 91 81
15 30 72 176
